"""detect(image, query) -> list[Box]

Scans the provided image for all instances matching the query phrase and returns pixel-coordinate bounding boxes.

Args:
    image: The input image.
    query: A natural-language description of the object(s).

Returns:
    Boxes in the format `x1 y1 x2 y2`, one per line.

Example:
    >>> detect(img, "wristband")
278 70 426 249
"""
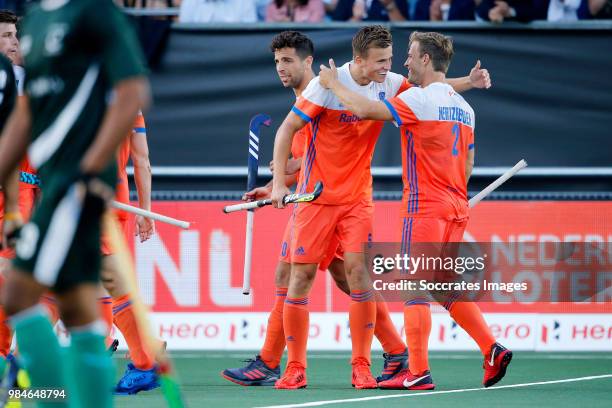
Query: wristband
4 212 22 221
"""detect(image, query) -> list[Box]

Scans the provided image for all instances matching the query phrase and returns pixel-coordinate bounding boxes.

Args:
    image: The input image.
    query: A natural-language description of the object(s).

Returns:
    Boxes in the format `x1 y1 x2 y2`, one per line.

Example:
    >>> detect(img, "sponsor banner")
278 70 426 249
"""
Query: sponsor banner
131 201 612 314
82 312 610 351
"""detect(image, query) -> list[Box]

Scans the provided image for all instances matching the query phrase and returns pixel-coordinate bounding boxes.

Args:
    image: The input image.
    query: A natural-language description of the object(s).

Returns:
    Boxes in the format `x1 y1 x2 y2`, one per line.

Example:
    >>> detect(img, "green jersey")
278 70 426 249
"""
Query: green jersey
20 0 146 181
0 54 16 129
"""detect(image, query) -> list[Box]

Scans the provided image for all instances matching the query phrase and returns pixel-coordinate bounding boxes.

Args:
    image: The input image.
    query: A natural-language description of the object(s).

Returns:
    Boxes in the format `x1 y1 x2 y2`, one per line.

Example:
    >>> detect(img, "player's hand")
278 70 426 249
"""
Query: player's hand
469 60 492 89
285 157 302 175
243 186 272 201
135 215 155 243
271 184 290 209
319 59 338 89
1 212 23 251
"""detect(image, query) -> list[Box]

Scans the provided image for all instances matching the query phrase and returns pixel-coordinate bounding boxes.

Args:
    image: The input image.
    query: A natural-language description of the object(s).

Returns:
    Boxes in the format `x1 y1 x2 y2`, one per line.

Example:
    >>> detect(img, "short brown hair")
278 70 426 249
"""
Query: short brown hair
409 31 454 73
352 25 392 58
270 31 314 60
0 10 17 25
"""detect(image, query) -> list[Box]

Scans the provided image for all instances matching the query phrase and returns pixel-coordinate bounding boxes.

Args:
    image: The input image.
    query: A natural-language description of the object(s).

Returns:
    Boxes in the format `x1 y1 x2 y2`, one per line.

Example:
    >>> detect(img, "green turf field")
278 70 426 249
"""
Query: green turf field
114 351 611 408
18 351 612 407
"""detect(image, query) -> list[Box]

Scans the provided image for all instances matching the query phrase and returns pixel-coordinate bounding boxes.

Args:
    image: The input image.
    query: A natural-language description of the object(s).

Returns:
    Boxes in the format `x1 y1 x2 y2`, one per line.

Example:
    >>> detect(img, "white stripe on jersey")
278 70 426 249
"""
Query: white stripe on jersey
396 82 475 129
28 63 100 169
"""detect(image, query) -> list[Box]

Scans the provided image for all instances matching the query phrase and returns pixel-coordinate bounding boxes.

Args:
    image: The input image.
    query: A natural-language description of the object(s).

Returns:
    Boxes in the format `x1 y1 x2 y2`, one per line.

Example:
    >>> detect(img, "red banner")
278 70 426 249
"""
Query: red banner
130 201 612 314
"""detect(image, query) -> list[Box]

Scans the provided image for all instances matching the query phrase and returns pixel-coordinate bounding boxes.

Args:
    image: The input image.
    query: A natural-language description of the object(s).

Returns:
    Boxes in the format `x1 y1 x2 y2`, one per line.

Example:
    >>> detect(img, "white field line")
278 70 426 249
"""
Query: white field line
149 353 612 360
254 374 612 408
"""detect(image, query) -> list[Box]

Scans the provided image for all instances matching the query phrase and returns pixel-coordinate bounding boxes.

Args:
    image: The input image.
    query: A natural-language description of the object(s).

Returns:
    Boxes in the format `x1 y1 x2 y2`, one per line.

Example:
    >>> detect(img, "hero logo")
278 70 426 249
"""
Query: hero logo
541 321 561 343
135 229 253 308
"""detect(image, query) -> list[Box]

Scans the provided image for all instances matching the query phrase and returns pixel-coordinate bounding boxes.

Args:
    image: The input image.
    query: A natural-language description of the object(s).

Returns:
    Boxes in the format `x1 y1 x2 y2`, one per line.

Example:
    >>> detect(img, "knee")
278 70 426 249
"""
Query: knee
275 262 291 288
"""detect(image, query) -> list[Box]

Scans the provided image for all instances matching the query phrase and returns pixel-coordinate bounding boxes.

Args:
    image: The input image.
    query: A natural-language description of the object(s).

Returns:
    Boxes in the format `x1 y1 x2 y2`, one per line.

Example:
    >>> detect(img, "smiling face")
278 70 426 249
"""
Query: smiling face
274 47 312 90
404 40 426 85
354 46 392 84
0 23 19 64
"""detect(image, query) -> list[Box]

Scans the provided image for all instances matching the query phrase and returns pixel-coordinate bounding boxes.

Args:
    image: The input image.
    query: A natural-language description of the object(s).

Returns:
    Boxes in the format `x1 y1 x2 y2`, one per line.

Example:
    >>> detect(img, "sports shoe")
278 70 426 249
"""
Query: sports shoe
274 362 307 389
376 348 408 383
351 358 377 389
221 355 280 386
114 363 160 395
483 342 512 387
378 369 436 390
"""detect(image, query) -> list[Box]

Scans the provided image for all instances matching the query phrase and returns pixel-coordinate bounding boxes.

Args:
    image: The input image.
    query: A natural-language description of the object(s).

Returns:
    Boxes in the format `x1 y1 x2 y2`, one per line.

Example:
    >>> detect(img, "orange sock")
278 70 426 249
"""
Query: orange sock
349 290 376 364
260 287 287 369
40 294 60 325
283 297 309 368
98 296 113 343
446 301 496 355
404 300 432 375
0 307 11 357
112 294 155 370
374 299 406 355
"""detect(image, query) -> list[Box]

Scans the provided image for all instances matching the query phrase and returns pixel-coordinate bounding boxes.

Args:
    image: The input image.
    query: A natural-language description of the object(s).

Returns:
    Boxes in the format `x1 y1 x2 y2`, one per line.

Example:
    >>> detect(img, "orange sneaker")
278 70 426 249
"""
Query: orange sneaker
352 358 377 389
275 362 307 389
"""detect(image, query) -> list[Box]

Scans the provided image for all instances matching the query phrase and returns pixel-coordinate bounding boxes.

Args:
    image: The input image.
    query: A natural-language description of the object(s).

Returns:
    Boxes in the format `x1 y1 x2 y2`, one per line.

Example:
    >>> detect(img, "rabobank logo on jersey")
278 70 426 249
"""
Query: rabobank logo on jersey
339 113 362 123
438 106 472 126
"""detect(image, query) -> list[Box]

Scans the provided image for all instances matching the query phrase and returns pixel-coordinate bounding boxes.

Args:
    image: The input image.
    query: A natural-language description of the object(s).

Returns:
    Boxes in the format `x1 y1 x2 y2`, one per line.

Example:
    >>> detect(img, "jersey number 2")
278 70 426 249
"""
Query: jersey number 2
451 123 460 156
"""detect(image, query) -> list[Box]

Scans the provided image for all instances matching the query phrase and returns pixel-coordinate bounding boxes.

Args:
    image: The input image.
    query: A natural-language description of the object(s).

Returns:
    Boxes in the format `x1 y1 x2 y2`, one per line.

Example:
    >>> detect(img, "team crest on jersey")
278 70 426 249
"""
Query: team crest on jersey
45 24 68 56
378 91 386 101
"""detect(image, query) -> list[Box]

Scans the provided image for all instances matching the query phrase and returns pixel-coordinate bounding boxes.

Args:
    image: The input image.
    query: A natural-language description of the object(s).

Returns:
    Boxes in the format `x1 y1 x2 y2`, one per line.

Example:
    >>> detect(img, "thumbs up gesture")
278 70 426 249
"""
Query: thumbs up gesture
469 60 492 89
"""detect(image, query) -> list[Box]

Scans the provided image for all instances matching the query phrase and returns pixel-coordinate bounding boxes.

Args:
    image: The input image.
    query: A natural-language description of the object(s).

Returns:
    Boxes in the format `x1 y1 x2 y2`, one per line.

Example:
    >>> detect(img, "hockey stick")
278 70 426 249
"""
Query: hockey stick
103 214 186 408
469 159 528 207
243 114 271 295
109 201 190 229
223 181 324 214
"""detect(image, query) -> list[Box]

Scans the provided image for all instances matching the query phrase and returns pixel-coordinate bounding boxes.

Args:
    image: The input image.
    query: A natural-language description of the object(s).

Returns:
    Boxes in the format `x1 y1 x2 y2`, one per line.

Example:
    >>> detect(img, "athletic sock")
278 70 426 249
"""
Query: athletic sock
67 321 114 408
283 297 309 368
260 287 287 369
349 290 376 365
112 294 155 370
98 296 113 344
445 300 496 355
374 299 406 355
11 305 69 408
403 300 432 375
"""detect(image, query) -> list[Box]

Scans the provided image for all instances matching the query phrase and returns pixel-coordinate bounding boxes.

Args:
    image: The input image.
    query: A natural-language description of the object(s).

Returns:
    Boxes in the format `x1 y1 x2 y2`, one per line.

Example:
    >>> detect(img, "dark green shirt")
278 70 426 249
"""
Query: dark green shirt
0 54 16 129
20 0 147 181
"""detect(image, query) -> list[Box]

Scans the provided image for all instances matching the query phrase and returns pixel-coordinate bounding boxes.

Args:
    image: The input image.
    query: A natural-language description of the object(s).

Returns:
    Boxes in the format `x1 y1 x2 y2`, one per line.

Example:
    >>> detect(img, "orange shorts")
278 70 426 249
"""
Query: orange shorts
279 205 343 269
0 188 37 259
100 215 129 256
291 199 373 265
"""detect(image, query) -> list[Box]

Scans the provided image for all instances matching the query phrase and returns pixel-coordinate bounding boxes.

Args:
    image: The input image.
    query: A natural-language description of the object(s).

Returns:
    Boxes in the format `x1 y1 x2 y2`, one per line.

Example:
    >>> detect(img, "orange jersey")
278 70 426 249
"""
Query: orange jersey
291 125 307 160
385 82 475 219
292 62 410 205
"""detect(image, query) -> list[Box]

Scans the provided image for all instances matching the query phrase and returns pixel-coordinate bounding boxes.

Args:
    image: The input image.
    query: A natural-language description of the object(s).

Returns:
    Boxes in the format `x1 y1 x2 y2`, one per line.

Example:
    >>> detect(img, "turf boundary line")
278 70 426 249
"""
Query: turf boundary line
254 374 612 408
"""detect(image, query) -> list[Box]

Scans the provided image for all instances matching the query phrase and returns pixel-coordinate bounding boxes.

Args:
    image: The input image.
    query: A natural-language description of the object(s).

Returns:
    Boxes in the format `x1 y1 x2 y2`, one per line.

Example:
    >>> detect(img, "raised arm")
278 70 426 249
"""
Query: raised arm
446 60 491 93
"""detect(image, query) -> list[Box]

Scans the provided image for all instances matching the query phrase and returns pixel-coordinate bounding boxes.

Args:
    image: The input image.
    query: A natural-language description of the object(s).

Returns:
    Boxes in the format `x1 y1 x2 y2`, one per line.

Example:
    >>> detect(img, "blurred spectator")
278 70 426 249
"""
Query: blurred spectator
179 0 257 22
118 0 181 6
546 0 591 20
476 0 548 22
413 0 476 20
329 0 410 21
589 0 612 17
266 0 326 22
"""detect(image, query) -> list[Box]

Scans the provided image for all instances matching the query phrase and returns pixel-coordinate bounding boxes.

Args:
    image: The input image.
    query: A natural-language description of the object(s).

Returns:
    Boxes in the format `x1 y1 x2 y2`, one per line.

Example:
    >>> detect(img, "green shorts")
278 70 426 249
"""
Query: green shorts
13 175 110 293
